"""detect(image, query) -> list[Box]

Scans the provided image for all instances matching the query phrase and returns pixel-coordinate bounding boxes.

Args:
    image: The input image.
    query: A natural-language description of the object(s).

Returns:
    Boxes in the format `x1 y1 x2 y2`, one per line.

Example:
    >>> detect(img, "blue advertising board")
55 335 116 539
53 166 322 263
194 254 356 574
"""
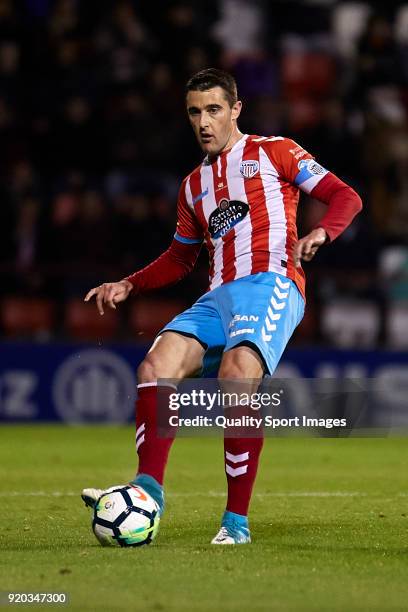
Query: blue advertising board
0 342 407 423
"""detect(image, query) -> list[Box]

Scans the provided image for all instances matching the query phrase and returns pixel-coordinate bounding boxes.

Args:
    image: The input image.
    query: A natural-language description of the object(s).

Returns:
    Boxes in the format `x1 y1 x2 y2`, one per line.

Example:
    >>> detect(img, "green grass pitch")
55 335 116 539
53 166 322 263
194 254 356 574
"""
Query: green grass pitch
0 425 407 611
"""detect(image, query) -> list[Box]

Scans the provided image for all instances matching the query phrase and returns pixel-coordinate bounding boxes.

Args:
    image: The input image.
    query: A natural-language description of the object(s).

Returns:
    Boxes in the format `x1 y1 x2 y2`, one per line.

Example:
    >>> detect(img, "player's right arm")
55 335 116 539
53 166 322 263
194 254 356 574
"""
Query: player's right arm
84 178 203 315
84 279 133 316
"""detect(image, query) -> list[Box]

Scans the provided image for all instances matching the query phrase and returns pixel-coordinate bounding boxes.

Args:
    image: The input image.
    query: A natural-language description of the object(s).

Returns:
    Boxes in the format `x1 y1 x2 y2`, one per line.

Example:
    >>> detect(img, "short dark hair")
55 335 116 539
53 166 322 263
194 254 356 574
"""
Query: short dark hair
186 68 238 108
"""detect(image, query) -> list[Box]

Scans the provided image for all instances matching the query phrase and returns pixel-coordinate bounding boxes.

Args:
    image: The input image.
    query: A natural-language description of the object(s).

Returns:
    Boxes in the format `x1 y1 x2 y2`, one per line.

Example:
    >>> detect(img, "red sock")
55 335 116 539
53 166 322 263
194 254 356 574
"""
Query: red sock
135 383 177 485
224 412 264 516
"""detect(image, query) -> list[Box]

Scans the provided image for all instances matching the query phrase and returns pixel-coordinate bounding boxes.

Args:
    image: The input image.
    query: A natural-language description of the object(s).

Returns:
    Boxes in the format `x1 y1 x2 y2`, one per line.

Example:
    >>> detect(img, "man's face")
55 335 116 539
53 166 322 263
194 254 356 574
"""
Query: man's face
186 87 242 156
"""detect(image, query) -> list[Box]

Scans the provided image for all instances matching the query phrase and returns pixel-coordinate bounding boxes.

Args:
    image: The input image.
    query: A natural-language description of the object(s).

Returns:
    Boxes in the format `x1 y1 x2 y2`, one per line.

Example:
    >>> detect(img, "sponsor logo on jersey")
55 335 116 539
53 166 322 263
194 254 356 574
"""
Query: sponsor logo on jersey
208 199 249 239
289 145 308 160
239 160 260 179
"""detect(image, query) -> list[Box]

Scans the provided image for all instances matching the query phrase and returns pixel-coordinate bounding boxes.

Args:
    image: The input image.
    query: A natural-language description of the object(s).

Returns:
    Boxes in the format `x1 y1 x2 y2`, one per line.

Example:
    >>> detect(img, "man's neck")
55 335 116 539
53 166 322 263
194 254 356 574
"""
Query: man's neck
207 128 244 163
221 127 244 153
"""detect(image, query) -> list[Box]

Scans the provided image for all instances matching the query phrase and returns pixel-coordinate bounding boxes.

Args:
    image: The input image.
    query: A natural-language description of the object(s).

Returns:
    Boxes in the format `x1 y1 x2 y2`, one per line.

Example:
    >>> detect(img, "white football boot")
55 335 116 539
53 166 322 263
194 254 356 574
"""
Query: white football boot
81 485 123 509
211 524 251 544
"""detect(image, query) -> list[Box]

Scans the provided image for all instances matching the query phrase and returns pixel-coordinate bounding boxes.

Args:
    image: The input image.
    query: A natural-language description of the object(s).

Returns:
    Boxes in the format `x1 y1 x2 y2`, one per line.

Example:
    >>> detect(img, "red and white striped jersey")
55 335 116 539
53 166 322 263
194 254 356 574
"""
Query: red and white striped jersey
175 134 329 299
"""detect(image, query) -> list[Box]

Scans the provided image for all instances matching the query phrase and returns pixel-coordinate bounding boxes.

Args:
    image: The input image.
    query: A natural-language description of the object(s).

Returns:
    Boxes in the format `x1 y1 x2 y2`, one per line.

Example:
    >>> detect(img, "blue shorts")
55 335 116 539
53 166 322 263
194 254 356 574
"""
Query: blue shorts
161 272 305 376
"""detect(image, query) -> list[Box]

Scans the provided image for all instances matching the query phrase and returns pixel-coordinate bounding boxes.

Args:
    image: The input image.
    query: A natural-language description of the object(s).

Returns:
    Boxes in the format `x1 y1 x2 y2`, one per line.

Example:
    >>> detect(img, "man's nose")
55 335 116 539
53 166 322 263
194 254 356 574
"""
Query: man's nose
199 112 209 129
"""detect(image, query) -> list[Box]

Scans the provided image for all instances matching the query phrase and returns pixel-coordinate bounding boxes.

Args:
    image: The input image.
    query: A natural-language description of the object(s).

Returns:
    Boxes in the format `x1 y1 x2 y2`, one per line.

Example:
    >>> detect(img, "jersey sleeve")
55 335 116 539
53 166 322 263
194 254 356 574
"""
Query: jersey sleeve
125 238 201 293
174 178 203 245
310 173 363 242
264 137 329 194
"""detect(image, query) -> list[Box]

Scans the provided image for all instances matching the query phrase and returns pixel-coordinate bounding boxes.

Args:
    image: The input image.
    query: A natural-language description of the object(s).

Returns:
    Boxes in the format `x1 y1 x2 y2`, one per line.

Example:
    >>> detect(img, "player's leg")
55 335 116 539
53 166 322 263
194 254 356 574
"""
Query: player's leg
131 331 205 512
212 345 264 544
130 292 225 513
82 332 204 512
211 271 305 544
83 292 225 514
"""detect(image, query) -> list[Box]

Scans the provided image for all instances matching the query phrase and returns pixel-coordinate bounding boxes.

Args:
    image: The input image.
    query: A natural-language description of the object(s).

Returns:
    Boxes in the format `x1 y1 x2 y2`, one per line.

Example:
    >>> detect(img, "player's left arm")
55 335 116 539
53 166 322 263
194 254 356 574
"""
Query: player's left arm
294 172 362 267
268 138 362 267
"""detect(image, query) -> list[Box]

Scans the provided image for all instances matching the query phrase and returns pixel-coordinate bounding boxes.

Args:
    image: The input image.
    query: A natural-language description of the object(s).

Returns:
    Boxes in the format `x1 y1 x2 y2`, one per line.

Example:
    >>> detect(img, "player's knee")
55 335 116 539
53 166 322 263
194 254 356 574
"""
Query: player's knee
137 356 159 384
218 347 264 385
218 362 246 380
137 352 182 383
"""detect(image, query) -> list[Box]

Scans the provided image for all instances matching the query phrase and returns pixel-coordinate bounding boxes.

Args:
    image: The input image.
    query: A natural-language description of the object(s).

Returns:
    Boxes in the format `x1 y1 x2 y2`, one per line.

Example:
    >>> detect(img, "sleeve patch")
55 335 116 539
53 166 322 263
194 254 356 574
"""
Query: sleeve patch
294 159 328 186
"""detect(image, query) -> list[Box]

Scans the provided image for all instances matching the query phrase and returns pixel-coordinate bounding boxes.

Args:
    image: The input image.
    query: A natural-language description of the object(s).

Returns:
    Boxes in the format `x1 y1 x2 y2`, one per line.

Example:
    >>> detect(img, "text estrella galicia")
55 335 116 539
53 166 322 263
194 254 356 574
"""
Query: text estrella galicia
208 199 249 239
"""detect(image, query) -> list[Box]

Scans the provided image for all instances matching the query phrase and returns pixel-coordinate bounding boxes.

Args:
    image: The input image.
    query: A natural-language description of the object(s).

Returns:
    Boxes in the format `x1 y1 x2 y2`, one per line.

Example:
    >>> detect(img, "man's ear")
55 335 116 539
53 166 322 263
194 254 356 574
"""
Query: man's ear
231 100 242 121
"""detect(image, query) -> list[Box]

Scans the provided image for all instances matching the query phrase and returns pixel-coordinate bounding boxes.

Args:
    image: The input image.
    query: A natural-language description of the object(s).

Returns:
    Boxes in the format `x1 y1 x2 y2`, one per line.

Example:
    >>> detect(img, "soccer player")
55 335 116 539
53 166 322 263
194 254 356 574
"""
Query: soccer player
82 68 362 544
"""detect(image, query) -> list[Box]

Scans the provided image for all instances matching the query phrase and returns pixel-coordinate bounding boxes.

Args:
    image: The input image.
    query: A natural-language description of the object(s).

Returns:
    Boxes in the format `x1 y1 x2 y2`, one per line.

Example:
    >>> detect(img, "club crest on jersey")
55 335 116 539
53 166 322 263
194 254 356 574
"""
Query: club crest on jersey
239 160 259 179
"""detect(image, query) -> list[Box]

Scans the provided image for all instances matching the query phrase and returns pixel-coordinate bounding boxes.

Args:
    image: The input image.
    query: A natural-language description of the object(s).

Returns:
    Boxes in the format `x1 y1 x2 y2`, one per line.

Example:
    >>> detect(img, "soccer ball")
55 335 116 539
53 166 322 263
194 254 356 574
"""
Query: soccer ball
92 485 160 547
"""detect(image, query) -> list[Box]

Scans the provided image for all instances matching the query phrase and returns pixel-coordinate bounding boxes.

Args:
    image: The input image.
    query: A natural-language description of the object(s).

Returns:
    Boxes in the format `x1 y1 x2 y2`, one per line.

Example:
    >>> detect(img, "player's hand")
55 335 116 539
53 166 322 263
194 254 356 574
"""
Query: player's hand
293 228 328 268
84 279 133 315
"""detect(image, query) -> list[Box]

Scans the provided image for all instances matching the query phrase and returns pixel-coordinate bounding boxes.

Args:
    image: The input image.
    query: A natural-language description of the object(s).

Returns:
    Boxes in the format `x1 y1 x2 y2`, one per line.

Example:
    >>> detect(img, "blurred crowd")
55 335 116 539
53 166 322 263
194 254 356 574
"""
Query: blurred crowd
1 0 408 347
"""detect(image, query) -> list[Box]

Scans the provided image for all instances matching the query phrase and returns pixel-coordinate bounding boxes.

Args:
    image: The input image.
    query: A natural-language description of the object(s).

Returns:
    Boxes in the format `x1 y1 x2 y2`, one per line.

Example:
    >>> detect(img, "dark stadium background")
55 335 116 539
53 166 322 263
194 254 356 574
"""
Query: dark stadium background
2 5 408 609
0 0 407 423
